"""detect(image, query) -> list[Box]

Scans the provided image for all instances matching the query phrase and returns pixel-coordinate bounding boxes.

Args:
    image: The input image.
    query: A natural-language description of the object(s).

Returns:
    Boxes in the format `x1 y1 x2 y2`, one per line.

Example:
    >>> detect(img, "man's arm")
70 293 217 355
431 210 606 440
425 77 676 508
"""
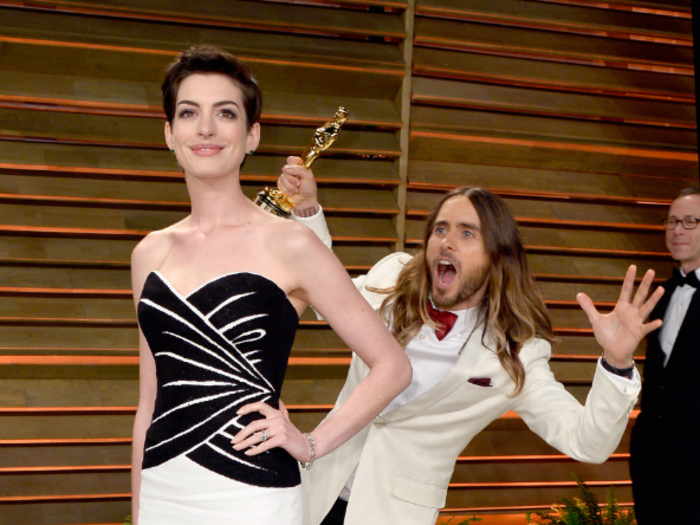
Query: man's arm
513 265 663 463
278 156 412 307
279 155 331 248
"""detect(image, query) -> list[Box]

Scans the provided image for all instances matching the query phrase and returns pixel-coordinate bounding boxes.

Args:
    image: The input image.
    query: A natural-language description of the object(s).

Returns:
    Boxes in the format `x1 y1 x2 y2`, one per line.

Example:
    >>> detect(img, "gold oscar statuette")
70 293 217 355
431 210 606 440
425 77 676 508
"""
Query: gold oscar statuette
254 106 349 218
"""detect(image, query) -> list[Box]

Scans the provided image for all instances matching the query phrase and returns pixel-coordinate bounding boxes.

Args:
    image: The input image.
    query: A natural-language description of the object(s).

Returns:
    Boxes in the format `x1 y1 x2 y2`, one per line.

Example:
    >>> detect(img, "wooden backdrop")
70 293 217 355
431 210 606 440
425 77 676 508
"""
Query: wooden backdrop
0 1 696 523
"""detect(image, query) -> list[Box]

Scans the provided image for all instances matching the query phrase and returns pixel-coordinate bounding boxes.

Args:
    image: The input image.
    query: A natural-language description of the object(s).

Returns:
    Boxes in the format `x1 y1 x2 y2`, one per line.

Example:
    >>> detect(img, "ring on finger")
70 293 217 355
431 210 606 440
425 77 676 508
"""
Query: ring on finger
260 430 267 443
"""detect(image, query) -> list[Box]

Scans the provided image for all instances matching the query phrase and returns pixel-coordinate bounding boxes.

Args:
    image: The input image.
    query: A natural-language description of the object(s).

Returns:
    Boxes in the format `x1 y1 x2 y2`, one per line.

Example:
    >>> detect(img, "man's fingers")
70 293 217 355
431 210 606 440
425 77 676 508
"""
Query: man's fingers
639 285 665 320
618 265 637 304
641 318 663 337
632 269 655 308
576 292 599 324
278 173 300 194
283 164 313 181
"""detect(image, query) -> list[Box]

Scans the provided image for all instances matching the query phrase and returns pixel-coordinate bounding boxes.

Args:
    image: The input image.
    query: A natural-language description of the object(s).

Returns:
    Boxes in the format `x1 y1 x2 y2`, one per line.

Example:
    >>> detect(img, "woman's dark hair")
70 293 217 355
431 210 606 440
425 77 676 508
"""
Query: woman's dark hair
161 44 262 130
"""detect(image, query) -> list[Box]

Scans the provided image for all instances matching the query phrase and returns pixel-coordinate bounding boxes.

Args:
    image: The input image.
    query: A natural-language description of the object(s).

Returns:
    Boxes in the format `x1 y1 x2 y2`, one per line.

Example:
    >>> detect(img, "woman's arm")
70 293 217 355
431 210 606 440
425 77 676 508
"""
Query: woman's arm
129 234 168 524
131 332 156 523
233 227 411 463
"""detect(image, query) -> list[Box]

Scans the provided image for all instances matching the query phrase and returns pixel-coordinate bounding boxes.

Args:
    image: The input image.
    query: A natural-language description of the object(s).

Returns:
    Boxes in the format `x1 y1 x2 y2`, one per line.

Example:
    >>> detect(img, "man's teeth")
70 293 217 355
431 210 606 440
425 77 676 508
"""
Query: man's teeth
438 261 454 285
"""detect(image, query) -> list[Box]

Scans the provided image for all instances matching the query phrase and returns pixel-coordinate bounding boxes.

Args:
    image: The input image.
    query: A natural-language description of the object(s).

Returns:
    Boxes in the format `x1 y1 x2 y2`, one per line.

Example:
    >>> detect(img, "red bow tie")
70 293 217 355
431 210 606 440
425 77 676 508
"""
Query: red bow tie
427 303 458 341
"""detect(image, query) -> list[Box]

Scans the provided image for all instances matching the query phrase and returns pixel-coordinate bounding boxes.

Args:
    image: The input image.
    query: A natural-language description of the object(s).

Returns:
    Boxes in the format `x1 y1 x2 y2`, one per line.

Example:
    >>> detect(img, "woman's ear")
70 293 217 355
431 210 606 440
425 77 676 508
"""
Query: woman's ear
164 121 174 151
246 122 261 153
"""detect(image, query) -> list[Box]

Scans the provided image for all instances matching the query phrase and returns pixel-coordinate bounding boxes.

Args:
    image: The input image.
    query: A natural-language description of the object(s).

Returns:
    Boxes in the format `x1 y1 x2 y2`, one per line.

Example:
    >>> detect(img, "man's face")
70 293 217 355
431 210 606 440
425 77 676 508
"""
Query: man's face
666 194 700 272
425 195 491 311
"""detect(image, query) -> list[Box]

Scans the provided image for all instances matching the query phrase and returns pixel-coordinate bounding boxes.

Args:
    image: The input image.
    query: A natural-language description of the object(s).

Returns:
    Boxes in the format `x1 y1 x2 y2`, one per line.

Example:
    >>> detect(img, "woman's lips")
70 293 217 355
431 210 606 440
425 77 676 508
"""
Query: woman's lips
189 144 224 157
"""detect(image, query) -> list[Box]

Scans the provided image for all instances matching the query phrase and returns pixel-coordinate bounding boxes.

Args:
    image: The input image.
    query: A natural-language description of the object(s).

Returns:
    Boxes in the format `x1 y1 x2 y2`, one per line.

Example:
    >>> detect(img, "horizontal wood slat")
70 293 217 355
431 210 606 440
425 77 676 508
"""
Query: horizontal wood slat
415 0 693 43
410 129 698 163
412 78 697 130
413 48 695 103
407 180 676 206
532 0 690 17
0 0 408 41
413 18 694 74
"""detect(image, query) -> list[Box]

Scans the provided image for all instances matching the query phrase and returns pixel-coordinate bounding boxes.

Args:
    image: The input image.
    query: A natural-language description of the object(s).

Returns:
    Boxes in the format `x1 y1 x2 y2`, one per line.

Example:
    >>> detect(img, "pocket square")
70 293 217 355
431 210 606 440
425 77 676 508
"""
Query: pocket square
468 377 492 387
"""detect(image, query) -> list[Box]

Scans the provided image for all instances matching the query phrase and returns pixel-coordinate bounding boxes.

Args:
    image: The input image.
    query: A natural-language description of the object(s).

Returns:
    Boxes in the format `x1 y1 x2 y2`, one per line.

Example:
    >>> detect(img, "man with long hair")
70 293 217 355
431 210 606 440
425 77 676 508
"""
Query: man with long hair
278 162 662 525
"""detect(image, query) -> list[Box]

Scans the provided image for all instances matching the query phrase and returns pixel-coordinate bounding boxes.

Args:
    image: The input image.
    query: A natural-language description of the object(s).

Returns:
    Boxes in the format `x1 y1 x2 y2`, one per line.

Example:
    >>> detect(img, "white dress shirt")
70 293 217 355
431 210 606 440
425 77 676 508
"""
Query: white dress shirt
659 267 700 366
381 305 482 414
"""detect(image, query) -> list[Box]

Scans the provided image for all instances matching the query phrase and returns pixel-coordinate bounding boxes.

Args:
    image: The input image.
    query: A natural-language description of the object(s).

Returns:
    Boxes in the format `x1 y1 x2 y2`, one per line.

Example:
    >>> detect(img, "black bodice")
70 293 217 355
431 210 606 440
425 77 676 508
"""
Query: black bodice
137 271 300 488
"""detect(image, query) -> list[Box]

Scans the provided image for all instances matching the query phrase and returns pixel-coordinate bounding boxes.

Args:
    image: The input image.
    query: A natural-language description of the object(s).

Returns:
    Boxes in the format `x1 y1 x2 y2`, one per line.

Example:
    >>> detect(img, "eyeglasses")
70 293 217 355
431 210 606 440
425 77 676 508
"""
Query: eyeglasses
662 216 700 230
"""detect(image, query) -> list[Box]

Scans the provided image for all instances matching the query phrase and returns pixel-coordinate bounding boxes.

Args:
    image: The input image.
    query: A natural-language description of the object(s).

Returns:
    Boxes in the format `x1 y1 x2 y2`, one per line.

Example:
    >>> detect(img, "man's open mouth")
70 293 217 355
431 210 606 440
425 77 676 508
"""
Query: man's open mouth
437 260 457 286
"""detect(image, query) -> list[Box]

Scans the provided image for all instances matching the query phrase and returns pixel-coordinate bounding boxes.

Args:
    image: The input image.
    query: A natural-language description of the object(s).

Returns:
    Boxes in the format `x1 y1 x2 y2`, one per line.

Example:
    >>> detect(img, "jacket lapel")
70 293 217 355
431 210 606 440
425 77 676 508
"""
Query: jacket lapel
665 284 700 368
377 326 487 423
651 278 676 322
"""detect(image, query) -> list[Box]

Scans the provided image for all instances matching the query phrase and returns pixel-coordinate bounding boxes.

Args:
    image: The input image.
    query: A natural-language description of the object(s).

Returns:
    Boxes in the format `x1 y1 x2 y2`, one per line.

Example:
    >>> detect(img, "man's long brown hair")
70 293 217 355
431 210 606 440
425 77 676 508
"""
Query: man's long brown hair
379 187 556 395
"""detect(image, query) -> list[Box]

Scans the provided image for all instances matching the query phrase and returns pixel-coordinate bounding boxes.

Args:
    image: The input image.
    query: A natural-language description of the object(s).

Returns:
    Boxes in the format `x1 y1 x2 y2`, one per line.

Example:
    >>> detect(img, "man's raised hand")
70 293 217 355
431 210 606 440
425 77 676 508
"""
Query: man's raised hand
277 155 319 212
576 265 664 368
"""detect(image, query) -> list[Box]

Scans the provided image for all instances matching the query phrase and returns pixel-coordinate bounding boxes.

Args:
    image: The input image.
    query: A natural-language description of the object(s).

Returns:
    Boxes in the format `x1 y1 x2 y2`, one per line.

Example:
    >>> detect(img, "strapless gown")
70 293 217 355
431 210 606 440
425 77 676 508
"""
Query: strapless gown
136 271 302 524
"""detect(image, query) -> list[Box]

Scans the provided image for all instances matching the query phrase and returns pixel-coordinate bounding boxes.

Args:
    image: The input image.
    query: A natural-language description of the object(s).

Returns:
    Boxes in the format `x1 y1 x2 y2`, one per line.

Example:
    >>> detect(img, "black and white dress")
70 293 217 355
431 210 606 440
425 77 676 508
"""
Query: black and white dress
137 271 302 524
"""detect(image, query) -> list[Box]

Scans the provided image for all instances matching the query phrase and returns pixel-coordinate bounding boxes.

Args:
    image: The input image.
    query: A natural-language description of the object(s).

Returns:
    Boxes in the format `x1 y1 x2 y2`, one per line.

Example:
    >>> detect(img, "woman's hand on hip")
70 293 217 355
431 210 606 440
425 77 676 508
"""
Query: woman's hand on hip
230 401 313 462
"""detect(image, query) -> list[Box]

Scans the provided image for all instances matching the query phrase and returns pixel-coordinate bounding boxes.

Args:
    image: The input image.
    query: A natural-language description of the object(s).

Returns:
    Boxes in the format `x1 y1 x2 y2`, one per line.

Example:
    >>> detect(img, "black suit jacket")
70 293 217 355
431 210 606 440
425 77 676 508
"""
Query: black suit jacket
635 276 700 448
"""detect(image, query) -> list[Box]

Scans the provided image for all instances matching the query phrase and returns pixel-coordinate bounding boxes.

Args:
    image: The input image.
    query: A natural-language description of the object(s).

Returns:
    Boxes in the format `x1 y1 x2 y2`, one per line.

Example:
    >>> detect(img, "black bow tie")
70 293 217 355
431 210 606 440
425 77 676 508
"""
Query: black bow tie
672 267 700 289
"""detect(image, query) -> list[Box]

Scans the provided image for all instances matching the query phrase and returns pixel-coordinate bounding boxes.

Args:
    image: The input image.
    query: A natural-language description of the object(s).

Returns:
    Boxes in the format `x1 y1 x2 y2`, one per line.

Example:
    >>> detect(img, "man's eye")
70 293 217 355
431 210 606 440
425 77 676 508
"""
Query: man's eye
462 230 473 238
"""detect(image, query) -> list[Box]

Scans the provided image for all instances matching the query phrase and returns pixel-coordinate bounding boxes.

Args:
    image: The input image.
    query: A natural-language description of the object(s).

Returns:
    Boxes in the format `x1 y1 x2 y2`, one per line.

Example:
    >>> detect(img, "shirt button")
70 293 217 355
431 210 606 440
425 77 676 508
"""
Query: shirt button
420 334 425 340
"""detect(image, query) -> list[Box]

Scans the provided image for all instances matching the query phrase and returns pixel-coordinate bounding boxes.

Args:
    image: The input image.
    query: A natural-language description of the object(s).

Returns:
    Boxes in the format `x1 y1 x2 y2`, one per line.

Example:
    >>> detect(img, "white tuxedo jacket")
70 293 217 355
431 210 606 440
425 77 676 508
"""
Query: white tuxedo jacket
294 213 640 525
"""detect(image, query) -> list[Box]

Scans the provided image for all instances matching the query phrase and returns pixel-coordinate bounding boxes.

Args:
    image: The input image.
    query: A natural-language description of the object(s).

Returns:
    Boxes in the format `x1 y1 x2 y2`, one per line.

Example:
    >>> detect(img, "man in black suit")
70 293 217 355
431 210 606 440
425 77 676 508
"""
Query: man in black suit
630 187 700 525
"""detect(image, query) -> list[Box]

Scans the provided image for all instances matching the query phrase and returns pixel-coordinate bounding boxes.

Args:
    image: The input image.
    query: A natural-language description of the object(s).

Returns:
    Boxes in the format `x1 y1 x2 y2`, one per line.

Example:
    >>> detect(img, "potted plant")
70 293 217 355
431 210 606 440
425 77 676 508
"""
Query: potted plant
526 475 636 525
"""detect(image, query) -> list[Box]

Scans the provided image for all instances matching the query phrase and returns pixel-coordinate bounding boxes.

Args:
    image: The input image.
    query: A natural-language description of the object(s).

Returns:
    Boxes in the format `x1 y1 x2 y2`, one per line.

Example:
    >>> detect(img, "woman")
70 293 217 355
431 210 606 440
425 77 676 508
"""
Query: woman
131 45 411 525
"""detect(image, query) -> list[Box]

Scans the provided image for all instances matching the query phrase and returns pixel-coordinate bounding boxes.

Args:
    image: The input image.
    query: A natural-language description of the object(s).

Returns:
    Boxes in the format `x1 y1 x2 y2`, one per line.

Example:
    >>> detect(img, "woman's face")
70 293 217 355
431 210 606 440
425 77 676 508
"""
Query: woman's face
164 73 260 179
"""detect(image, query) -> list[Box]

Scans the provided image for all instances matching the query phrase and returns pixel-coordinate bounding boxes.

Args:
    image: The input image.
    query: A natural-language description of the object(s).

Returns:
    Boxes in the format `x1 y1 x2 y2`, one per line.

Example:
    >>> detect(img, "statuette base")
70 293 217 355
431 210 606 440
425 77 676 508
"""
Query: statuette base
254 187 293 219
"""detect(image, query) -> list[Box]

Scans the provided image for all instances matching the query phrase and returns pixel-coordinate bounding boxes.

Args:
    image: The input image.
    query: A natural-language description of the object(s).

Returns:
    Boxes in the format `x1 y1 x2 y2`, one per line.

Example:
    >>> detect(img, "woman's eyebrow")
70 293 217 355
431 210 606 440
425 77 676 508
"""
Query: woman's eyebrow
176 100 239 107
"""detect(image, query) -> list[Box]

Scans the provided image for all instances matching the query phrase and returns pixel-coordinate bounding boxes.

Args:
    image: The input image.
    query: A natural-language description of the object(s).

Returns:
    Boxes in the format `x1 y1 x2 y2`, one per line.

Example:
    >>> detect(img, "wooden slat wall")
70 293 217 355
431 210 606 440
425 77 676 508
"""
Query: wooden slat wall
0 1 405 523
408 0 697 521
0 0 697 523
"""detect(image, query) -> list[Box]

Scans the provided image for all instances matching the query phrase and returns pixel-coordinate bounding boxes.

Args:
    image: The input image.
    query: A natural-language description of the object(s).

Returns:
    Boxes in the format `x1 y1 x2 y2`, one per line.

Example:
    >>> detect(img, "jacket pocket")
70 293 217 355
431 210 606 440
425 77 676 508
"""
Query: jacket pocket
392 475 447 508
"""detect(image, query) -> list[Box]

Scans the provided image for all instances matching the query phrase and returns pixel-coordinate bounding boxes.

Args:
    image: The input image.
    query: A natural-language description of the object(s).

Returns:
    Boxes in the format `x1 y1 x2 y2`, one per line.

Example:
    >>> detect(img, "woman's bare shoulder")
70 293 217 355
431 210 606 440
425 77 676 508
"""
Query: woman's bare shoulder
131 223 182 273
271 218 329 257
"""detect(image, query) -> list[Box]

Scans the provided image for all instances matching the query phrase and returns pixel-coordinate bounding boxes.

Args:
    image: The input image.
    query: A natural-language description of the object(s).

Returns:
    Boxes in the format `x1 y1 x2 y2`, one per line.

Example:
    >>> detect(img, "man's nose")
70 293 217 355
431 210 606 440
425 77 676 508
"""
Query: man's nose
441 232 456 250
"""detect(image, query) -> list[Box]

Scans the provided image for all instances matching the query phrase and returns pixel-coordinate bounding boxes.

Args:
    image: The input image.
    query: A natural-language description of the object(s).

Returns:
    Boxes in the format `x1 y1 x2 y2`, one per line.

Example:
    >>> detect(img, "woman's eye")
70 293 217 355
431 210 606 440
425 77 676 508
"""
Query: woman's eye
219 109 236 119
178 109 195 118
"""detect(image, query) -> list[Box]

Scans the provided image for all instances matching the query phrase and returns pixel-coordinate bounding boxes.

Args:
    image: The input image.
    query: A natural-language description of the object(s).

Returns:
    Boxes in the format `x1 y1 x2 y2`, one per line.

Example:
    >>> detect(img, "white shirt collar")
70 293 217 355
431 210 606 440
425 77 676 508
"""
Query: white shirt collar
428 296 484 334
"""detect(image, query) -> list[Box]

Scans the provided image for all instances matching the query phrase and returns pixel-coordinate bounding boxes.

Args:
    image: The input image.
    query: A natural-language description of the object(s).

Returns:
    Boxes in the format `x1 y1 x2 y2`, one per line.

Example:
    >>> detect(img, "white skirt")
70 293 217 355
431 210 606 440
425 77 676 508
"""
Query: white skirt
138 455 303 525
